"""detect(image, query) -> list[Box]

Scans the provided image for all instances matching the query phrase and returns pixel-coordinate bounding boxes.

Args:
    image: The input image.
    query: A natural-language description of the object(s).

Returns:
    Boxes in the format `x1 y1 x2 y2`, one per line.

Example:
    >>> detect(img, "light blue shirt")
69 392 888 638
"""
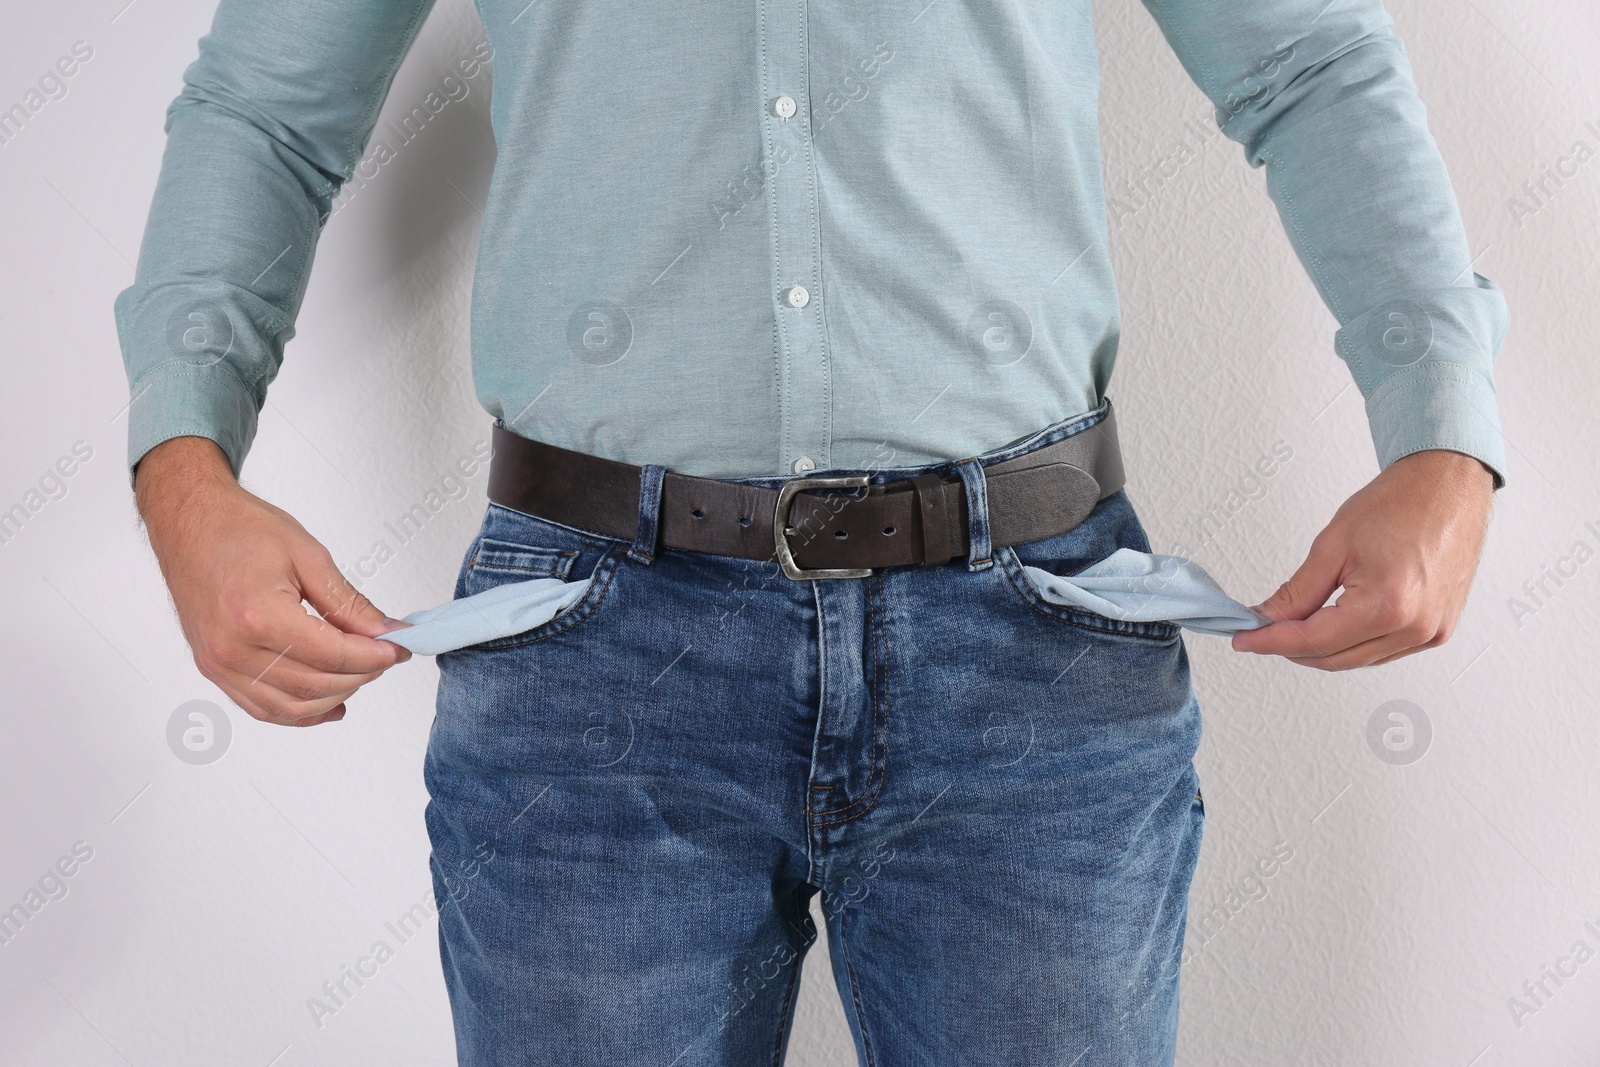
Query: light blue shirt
114 0 1508 489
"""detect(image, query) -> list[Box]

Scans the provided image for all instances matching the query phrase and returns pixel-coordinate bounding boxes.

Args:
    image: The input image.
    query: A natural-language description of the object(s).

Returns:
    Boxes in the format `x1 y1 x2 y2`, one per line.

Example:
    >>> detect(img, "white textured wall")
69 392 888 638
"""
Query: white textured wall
1 1 1595 1064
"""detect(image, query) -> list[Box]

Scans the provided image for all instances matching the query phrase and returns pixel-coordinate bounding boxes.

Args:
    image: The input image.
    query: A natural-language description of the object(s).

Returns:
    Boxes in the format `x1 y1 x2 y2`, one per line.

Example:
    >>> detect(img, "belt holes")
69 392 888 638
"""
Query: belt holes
738 516 752 527
882 525 896 536
834 529 848 539
691 508 705 519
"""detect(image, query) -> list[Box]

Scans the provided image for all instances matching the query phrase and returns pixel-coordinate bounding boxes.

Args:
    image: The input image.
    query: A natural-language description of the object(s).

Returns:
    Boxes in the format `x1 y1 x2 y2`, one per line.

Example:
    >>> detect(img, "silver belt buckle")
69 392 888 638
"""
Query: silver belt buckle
773 475 873 580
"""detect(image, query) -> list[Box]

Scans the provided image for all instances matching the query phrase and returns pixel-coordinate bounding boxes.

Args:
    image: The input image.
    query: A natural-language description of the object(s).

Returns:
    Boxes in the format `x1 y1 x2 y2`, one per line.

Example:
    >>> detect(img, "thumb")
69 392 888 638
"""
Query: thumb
295 543 405 643
1250 535 1345 625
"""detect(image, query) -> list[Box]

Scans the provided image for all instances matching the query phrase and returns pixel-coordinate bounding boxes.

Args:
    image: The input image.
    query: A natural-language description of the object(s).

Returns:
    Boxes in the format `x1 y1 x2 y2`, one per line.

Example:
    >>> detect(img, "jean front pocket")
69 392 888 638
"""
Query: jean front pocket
442 505 630 653
993 488 1184 643
997 544 1183 643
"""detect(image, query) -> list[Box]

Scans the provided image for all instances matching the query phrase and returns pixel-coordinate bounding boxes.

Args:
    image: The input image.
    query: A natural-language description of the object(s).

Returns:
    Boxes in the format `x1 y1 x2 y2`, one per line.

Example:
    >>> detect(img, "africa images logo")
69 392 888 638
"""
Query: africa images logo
1366 700 1431 766
167 700 232 766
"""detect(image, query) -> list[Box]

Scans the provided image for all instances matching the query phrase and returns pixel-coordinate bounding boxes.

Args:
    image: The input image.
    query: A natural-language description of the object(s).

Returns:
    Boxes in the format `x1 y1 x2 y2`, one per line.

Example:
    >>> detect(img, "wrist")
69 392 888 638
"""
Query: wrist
134 436 238 524
1391 448 1497 493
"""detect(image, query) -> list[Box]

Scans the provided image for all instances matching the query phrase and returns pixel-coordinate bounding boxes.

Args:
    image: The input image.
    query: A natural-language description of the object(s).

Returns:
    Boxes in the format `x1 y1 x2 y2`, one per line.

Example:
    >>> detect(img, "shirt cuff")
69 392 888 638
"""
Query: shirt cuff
1361 362 1507 490
125 361 261 488
1333 276 1509 491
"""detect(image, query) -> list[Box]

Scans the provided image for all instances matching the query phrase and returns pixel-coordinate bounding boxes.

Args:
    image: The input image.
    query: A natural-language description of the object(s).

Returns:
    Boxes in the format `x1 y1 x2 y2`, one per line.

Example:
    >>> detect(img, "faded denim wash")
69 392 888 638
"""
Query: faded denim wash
423 405 1206 1065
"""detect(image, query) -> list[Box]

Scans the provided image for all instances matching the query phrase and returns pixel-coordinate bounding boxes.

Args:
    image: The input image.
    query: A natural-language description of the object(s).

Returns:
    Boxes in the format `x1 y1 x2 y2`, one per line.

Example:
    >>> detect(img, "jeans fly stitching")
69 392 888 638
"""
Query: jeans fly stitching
803 581 832 881
812 570 889 825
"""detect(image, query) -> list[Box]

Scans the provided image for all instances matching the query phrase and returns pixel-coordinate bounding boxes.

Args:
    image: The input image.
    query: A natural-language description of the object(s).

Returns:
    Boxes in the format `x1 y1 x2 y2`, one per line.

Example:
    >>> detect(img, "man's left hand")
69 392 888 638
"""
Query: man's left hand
1230 449 1497 669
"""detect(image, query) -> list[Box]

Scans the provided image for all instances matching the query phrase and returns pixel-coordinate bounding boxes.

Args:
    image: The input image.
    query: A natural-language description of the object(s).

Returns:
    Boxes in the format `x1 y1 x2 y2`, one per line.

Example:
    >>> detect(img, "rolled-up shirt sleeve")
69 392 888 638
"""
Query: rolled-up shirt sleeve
114 0 438 484
1137 0 1510 489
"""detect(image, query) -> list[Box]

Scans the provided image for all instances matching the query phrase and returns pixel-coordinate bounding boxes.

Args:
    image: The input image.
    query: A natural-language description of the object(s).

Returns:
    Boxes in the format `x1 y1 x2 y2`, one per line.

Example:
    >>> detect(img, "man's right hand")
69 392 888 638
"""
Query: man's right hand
134 436 412 727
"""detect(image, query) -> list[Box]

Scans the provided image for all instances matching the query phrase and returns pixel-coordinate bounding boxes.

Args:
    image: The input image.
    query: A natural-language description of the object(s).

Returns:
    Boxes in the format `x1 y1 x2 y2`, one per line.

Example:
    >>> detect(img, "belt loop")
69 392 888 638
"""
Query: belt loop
628 463 667 565
954 458 993 571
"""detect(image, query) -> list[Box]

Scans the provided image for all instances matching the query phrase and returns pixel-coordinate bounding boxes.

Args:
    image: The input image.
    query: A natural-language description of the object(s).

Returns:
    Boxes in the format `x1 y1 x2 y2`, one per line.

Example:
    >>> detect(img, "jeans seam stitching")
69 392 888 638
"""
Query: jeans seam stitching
837 900 879 1067
767 928 807 1067
467 562 575 579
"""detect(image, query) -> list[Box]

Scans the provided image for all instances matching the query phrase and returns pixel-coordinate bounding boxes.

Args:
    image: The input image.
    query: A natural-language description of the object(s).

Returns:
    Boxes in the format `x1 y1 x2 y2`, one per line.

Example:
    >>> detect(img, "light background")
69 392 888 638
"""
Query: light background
1 0 1596 1064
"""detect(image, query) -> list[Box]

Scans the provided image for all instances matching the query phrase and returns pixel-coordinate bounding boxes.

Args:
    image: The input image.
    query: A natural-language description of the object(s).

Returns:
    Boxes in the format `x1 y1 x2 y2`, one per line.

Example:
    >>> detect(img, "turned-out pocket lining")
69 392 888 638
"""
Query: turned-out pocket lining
995 545 1182 643
448 544 627 653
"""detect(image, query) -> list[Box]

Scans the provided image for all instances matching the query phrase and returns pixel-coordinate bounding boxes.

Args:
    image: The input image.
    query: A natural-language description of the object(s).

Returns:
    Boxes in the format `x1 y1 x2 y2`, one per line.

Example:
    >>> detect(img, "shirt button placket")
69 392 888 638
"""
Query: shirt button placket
761 0 830 475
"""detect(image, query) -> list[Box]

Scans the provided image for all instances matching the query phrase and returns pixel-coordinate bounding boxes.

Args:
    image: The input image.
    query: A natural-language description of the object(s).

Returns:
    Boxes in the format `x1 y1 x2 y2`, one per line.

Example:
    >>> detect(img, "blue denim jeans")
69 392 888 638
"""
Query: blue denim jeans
423 405 1205 1066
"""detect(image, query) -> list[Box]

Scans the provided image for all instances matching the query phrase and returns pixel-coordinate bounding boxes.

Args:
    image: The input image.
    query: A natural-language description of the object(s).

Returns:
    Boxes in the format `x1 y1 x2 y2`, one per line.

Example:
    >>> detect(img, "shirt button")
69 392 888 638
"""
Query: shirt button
772 95 797 119
793 456 816 473
782 285 811 309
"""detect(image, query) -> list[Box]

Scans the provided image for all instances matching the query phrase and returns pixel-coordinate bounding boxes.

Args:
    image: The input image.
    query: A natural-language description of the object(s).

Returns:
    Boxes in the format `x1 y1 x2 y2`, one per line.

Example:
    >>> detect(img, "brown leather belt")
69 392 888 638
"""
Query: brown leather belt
486 404 1125 579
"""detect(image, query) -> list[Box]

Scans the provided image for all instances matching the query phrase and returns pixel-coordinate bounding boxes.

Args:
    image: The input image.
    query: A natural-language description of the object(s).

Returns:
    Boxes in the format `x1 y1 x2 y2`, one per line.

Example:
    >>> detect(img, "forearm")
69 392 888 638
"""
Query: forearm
114 0 439 486
1247 29 1508 489
1140 0 1509 488
114 91 326 485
